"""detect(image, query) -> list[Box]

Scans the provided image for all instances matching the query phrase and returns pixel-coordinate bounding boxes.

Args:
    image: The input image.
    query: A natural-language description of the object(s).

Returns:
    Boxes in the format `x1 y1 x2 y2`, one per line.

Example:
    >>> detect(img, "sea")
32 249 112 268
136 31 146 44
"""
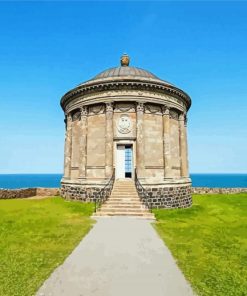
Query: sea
0 173 246 189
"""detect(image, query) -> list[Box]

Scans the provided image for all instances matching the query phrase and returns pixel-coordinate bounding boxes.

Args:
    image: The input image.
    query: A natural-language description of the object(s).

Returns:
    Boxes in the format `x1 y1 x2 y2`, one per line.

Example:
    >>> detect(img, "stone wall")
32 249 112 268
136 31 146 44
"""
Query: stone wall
0 188 60 199
60 184 113 203
142 185 192 209
192 187 247 194
36 188 60 196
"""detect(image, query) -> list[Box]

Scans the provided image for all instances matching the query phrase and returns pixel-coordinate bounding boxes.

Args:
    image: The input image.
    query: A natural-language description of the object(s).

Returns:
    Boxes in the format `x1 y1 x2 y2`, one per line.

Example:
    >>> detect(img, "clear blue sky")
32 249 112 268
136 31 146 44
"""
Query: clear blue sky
0 1 246 174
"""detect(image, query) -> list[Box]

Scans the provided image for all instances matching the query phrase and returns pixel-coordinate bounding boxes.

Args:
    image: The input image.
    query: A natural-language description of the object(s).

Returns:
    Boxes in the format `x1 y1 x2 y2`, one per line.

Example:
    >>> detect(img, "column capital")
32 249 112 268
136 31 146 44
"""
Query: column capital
136 102 144 113
105 102 114 112
162 105 170 116
67 113 72 122
80 105 88 117
179 113 185 121
184 115 188 126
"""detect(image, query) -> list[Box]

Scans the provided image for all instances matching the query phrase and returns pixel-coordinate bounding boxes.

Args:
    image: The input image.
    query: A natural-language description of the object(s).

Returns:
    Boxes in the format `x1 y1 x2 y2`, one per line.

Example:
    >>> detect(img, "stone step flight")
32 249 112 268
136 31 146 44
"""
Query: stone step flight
93 180 155 219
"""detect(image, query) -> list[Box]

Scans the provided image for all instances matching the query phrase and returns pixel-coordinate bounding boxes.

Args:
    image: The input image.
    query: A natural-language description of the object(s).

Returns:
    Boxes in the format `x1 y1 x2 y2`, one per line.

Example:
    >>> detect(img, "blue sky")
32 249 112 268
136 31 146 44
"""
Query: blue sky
0 1 246 174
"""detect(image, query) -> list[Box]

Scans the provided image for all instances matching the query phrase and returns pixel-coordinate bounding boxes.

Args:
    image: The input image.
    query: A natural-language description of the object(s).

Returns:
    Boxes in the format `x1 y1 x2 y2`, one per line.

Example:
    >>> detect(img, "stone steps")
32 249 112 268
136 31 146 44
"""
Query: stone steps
104 201 143 206
102 205 147 209
94 180 155 219
94 213 154 219
106 198 141 202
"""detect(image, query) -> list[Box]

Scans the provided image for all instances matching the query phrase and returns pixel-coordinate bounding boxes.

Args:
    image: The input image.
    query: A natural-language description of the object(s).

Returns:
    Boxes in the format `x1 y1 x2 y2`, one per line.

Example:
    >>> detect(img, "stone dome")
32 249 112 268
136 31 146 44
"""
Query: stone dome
83 54 173 86
92 66 160 80
61 54 191 110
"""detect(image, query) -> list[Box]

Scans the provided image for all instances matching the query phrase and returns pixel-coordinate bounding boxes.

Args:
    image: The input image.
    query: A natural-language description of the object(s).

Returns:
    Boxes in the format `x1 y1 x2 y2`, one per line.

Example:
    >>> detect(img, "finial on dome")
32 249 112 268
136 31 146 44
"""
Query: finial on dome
120 53 130 66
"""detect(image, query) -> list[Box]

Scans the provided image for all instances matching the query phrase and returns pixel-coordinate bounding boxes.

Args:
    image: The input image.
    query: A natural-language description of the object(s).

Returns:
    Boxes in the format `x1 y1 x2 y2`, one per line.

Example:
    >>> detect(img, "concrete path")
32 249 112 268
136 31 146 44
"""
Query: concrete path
37 217 194 296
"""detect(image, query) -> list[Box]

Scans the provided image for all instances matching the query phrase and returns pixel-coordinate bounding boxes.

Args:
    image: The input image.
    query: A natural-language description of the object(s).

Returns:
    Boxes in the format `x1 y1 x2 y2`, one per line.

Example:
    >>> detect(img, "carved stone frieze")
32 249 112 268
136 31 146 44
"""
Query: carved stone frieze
61 81 191 112
88 104 105 115
145 104 162 114
64 89 187 115
114 102 135 113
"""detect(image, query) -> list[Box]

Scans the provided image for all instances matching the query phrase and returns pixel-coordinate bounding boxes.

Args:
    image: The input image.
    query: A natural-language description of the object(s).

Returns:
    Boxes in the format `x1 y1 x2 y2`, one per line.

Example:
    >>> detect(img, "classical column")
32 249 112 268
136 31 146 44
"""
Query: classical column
78 106 88 179
162 106 172 179
184 115 189 176
64 113 72 179
179 113 188 177
105 102 114 178
136 102 145 178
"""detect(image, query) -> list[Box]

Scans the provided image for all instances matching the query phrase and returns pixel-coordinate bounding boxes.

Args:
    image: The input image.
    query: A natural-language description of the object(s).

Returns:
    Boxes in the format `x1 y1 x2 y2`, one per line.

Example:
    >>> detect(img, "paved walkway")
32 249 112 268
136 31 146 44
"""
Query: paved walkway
37 217 194 296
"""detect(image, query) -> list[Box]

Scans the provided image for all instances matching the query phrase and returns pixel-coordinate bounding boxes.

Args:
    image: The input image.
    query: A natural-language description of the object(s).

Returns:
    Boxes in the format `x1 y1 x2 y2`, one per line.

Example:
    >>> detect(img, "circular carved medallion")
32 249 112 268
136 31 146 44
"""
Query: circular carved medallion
117 114 132 134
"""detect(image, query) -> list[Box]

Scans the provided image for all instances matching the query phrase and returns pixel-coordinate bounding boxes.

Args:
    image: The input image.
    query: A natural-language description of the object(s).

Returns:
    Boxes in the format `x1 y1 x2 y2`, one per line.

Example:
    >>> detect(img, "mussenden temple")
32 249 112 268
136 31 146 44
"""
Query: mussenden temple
60 54 192 215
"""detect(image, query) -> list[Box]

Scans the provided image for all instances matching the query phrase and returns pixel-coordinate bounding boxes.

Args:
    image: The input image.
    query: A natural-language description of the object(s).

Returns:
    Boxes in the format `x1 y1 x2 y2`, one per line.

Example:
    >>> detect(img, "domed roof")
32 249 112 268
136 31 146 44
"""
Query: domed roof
86 54 172 86
61 54 191 111
93 66 159 80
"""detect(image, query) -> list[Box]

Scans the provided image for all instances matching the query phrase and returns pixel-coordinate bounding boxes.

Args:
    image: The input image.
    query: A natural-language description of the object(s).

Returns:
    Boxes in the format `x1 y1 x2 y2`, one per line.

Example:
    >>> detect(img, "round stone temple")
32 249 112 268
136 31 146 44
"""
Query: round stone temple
60 55 192 210
120 54 130 66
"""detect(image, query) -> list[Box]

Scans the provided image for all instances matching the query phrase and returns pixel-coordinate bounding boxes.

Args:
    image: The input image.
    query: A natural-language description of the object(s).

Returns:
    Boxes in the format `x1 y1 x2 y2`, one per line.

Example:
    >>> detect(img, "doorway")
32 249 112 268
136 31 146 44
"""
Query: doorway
116 144 133 179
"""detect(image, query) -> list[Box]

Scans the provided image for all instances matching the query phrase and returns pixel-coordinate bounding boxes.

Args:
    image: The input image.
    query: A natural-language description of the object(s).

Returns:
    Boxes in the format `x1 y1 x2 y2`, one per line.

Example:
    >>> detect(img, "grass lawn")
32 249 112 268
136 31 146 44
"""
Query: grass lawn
0 197 94 296
153 193 247 296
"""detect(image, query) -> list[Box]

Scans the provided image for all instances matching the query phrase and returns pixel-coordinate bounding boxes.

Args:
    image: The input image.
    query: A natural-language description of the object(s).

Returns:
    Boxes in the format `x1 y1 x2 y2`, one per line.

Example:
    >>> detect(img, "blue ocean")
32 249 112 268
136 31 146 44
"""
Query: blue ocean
0 173 246 189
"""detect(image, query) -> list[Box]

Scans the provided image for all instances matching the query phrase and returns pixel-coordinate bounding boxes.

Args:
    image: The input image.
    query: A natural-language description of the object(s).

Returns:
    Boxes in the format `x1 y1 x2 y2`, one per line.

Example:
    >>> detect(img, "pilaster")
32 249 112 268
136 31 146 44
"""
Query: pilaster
64 113 72 179
105 102 114 178
78 106 88 179
162 106 172 179
179 113 188 177
136 102 145 178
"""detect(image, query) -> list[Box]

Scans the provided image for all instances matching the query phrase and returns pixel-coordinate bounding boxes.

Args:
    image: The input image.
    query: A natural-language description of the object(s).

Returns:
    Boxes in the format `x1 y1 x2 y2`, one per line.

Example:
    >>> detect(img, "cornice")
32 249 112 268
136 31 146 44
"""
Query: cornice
60 78 191 111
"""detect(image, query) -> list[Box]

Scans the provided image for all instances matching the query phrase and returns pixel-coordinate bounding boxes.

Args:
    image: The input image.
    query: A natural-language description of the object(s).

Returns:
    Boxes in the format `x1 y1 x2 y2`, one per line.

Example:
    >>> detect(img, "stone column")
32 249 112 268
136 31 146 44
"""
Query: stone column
136 102 145 178
179 113 188 177
162 106 172 179
64 113 72 179
105 102 114 178
78 106 88 179
184 115 189 176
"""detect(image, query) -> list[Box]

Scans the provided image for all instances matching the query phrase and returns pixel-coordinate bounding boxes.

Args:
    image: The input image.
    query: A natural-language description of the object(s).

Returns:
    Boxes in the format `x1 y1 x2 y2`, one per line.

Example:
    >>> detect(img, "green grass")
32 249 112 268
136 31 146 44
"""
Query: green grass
0 197 94 296
153 193 247 296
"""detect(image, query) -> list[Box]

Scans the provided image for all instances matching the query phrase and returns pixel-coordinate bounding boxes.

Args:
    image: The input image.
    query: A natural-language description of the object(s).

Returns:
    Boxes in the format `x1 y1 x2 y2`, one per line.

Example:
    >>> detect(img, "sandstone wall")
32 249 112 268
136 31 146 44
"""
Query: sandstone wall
87 111 106 179
170 116 181 178
144 112 164 180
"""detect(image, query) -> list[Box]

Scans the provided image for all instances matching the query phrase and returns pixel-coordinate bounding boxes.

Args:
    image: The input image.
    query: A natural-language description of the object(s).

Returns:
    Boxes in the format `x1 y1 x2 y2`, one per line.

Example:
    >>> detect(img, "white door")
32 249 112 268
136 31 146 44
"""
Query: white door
116 145 125 179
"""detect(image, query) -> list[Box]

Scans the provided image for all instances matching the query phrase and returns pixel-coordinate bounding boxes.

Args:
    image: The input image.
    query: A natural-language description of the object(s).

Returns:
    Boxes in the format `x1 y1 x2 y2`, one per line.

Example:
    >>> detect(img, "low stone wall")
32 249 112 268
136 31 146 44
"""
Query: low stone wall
36 187 60 196
0 188 60 199
0 188 37 199
192 187 247 194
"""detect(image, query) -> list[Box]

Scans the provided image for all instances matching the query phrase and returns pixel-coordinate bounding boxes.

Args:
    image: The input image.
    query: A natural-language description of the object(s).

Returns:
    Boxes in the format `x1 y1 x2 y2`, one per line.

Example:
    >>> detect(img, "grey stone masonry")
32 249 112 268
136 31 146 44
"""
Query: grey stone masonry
60 184 112 202
144 185 192 209
61 184 192 209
